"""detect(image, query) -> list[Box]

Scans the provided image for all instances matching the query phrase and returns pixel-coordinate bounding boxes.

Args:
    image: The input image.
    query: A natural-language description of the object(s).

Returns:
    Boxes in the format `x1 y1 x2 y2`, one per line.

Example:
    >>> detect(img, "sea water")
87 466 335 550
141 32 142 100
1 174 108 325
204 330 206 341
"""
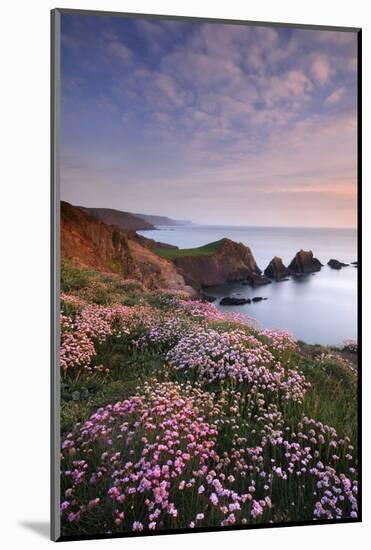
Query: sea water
138 225 358 346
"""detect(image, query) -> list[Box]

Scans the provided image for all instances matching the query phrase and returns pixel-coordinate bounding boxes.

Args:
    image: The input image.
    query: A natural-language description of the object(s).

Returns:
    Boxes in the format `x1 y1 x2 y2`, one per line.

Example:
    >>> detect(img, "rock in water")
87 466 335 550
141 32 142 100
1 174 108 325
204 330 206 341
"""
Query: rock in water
200 293 217 303
220 296 251 305
264 256 290 280
328 259 349 270
250 275 272 287
252 296 267 302
288 250 323 274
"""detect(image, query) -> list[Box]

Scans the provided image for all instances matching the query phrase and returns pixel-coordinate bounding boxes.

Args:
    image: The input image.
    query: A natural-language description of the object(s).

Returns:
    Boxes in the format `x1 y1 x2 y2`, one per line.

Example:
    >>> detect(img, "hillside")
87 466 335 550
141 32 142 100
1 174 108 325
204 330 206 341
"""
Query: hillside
61 201 194 294
134 213 192 226
60 272 358 536
78 206 155 231
154 238 263 288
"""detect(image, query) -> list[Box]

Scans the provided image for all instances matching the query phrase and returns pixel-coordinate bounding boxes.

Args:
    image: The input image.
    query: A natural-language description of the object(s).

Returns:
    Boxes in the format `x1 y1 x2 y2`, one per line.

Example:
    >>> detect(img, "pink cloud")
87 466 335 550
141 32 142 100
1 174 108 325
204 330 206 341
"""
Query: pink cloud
325 87 345 104
311 55 332 85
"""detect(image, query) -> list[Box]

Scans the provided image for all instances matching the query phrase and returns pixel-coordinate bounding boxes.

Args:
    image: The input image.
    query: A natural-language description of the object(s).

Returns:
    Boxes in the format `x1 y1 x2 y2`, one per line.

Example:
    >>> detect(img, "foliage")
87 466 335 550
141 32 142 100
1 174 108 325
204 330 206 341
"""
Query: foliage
59 275 359 536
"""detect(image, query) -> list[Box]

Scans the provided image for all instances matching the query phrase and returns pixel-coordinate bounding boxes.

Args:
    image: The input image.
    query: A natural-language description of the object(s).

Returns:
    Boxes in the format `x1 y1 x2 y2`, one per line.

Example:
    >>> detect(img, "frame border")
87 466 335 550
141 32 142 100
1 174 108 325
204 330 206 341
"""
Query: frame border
51 8 362 542
51 7 61 543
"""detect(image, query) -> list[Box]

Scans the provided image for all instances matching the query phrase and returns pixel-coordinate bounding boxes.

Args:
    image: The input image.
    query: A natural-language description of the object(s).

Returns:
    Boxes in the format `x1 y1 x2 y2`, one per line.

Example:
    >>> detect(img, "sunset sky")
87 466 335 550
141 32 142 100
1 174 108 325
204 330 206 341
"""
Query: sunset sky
60 14 358 228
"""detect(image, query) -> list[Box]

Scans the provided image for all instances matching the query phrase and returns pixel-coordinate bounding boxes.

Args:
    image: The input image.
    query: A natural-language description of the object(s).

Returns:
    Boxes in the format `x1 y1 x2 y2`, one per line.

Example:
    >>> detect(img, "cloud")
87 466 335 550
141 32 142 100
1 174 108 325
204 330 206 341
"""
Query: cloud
311 55 332 85
161 50 242 87
108 40 132 62
325 86 345 104
61 16 358 227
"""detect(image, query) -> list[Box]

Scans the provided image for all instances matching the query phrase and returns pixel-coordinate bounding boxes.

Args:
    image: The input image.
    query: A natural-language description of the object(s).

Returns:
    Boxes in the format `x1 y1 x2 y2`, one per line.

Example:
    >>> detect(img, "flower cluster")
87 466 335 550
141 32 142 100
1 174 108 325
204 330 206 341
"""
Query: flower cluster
342 340 358 354
61 293 87 309
166 328 309 402
177 299 255 325
59 288 358 535
131 315 192 352
258 328 297 352
60 313 96 371
60 301 153 372
60 302 134 371
61 382 357 535
60 294 260 373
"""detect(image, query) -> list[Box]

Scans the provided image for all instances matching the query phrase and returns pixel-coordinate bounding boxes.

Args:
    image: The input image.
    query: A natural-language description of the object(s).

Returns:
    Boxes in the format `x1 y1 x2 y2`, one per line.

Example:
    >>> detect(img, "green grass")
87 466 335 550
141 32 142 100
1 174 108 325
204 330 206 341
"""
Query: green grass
61 259 144 305
299 351 358 444
153 239 223 259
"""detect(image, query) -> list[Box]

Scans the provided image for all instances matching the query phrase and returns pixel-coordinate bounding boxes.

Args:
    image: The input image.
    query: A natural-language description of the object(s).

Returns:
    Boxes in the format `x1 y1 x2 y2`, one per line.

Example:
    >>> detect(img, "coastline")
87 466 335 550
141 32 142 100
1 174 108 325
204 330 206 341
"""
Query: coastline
139 225 358 347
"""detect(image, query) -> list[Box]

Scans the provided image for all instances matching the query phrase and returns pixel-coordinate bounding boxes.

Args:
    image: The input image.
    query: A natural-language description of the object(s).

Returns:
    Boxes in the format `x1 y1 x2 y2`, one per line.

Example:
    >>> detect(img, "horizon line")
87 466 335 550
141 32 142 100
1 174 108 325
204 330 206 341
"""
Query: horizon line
64 201 356 231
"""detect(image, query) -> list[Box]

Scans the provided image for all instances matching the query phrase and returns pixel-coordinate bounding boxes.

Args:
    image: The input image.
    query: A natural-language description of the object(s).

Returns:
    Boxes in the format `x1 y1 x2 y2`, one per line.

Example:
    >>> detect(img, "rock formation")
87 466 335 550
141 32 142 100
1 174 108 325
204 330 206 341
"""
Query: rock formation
199 292 217 303
220 296 251 305
264 256 290 280
328 259 349 270
250 275 272 287
61 202 195 295
172 238 263 288
288 250 323 274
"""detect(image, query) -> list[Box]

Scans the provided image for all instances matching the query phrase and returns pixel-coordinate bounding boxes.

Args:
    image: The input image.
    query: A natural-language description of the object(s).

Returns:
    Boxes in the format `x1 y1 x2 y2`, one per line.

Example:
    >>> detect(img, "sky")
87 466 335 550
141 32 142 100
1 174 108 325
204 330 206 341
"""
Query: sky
60 14 358 227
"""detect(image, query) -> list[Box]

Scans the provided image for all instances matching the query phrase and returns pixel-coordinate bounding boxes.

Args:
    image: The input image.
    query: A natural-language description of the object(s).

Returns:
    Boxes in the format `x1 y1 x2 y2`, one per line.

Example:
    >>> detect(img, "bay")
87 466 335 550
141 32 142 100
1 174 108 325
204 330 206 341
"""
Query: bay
138 225 358 346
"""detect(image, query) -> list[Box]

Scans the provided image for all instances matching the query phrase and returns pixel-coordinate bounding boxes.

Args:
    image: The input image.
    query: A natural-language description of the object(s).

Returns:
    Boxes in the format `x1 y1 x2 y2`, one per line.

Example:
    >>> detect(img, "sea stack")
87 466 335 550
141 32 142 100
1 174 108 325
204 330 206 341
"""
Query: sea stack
288 250 323 274
264 256 290 280
328 259 349 270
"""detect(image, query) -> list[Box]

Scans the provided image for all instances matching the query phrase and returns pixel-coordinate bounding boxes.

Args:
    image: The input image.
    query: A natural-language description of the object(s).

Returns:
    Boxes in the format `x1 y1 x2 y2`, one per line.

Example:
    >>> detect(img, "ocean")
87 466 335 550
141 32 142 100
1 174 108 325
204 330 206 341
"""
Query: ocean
138 225 358 346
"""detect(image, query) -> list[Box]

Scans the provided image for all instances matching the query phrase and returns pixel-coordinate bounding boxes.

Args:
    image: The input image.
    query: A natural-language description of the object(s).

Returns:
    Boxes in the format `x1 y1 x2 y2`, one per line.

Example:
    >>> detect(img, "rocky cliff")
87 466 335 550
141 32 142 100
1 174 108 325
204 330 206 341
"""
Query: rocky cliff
288 250 323 274
61 202 194 294
78 206 155 231
172 238 262 288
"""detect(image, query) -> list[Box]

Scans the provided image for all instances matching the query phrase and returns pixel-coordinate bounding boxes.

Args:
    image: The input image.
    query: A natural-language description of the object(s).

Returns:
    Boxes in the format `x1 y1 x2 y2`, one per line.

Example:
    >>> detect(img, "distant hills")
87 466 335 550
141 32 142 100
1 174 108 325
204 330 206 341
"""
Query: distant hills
78 206 192 232
78 207 154 231
133 213 193 227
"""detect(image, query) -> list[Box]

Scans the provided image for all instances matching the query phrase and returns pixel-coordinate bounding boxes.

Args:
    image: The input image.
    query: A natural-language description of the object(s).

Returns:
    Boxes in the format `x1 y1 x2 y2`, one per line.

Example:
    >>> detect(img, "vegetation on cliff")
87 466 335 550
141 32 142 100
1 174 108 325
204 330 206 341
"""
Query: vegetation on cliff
59 262 358 536
154 240 223 259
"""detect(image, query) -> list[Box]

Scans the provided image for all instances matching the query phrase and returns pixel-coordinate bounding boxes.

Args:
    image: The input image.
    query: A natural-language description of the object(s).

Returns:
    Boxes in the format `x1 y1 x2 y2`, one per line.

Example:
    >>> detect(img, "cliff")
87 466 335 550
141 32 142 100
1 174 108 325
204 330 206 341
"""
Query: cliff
61 202 194 294
77 206 155 231
168 238 262 288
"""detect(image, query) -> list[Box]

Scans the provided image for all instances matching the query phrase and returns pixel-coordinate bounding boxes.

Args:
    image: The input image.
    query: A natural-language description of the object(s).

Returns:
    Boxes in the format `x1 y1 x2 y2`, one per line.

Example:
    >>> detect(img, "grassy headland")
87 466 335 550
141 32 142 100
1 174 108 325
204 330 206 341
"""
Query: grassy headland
153 239 223 259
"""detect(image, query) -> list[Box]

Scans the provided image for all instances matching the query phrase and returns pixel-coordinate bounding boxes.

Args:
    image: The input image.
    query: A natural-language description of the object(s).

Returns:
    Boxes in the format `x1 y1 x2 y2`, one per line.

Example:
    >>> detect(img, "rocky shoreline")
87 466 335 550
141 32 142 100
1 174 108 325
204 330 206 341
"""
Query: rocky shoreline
188 246 356 307
62 203 357 305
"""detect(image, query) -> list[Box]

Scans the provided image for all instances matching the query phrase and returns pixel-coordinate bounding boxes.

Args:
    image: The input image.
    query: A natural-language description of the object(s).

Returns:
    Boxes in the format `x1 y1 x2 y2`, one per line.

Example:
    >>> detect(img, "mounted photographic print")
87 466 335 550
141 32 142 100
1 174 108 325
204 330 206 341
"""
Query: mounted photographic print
51 8 361 542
